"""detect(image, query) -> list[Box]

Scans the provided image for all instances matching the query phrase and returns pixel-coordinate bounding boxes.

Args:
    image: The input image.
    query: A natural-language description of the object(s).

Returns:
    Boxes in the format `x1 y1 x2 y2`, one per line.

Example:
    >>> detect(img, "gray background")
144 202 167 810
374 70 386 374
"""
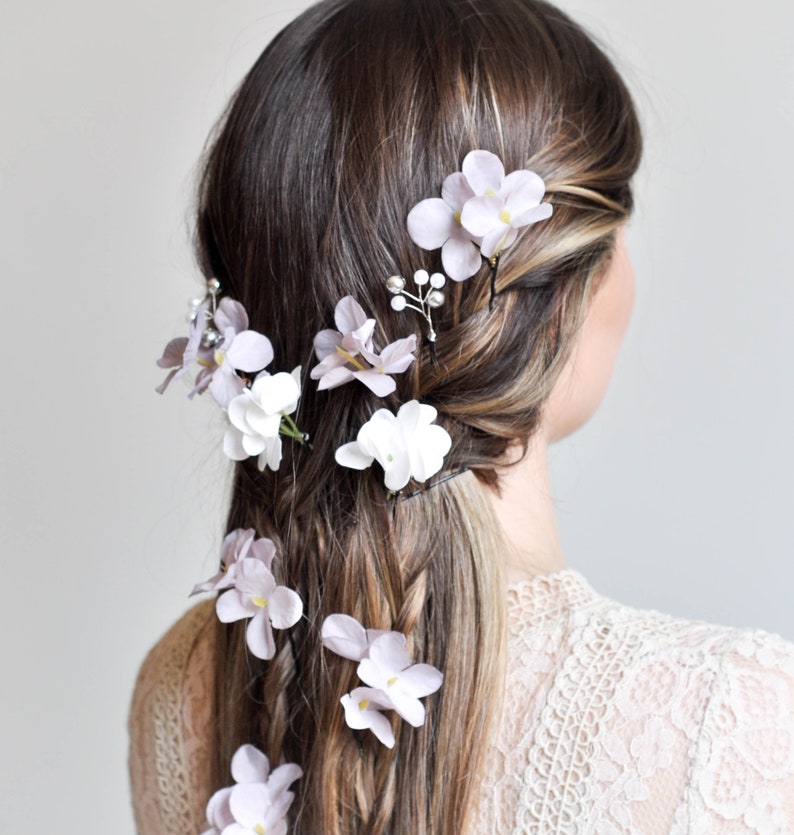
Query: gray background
1 0 791 830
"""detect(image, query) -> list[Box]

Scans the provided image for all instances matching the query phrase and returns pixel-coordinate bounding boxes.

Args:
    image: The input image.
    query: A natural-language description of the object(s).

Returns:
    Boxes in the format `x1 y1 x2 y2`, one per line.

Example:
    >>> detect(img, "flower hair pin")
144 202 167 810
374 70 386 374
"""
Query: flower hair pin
321 614 443 748
156 278 310 472
406 149 552 308
311 296 417 395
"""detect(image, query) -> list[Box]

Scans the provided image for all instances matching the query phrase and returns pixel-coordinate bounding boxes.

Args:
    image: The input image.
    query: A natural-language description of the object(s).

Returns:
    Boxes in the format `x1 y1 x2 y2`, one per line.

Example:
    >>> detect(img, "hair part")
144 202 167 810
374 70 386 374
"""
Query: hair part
197 0 641 831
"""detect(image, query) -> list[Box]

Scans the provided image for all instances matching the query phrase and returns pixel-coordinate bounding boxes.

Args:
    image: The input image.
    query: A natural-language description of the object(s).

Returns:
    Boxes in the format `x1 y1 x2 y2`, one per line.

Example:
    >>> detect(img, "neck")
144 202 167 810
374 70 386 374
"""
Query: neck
487 432 565 583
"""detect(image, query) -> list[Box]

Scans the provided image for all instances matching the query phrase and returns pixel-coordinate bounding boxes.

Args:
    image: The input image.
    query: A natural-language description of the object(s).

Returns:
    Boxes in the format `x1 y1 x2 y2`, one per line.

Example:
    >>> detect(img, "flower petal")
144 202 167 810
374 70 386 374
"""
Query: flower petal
209 366 246 409
459 195 504 238
224 331 274 373
214 298 248 333
335 442 374 471
509 200 553 229
246 609 276 659
499 169 546 204
205 786 234 829
228 783 271 829
461 150 505 196
267 763 303 800
268 586 303 629
397 663 444 698
333 296 369 334
441 234 483 282
251 371 301 415
407 198 457 250
223 427 248 461
313 329 342 361
156 336 189 370
321 614 369 661
216 590 255 623
383 455 412 492
479 226 509 259
231 744 270 784
316 364 356 391
259 436 283 472
441 171 475 212
351 369 396 397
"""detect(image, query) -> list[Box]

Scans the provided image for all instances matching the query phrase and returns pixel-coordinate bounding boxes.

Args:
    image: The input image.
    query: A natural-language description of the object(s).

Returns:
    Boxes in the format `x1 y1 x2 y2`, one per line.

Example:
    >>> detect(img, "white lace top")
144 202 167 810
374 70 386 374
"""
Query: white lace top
129 570 794 833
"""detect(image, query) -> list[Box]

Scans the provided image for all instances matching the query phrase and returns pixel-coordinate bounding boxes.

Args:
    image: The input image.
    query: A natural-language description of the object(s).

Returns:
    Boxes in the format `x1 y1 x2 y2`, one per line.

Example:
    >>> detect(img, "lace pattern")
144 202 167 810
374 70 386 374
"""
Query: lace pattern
130 572 794 833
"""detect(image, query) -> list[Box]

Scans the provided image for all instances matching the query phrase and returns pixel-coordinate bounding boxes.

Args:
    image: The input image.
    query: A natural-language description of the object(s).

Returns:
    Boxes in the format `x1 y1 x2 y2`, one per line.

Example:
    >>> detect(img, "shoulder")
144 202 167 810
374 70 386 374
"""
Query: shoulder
597 598 794 831
128 600 216 834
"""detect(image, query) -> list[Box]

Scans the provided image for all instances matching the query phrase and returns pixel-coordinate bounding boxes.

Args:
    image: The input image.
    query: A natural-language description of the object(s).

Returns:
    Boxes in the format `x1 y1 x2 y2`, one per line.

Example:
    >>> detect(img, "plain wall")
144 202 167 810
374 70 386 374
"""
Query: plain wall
0 0 791 830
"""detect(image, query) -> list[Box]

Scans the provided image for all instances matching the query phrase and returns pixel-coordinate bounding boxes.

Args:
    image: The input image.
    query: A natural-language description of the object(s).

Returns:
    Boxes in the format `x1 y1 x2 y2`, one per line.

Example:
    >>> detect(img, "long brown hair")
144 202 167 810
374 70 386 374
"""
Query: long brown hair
195 0 641 831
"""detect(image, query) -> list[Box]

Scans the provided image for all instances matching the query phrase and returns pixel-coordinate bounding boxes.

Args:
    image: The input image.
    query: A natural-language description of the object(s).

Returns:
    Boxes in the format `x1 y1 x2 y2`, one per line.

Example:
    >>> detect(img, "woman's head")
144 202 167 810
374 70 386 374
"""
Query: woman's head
196 0 641 831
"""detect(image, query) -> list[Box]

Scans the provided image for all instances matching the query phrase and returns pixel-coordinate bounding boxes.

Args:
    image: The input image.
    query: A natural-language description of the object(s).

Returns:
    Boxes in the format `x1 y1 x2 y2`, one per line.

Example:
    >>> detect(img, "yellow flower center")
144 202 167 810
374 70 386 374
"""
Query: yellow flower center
499 208 511 224
336 345 367 371
359 699 370 711
387 676 399 687
214 348 225 365
453 210 462 225
255 826 266 835
252 597 268 608
485 187 496 196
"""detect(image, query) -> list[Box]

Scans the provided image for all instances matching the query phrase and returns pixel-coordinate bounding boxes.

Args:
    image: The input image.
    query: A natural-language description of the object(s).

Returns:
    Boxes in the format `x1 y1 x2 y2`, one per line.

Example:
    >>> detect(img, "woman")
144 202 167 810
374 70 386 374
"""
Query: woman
130 0 794 831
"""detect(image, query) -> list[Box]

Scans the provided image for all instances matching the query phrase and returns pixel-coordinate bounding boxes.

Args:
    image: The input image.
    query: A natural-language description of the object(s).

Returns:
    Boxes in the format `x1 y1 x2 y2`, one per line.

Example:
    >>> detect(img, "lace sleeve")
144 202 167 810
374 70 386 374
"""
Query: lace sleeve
128 601 216 835
686 629 794 833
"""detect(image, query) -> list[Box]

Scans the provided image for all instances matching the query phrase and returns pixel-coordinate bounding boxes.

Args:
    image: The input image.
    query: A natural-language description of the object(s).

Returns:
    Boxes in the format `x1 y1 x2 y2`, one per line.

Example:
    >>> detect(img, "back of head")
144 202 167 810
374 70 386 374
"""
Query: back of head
196 0 640 831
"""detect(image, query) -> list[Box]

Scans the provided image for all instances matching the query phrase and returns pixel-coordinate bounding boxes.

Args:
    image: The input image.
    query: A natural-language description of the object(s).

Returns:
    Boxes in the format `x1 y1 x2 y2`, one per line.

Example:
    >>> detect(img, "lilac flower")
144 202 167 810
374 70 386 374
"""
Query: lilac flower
311 296 417 397
201 744 302 835
191 529 277 596
458 150 552 259
223 368 302 472
407 171 483 281
155 314 205 394
196 298 275 408
340 687 396 748
320 613 402 661
357 632 443 727
215 558 303 660
335 400 452 492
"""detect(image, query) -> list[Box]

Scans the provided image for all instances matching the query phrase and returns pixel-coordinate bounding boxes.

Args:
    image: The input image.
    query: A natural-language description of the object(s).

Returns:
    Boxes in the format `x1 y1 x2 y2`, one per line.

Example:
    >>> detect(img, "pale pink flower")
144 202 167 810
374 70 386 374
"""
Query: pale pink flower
191 529 277 596
340 687 396 748
194 298 275 408
357 632 443 727
155 314 205 394
215 558 303 660
201 744 302 835
335 400 452 492
311 296 416 396
458 150 552 259
321 613 402 661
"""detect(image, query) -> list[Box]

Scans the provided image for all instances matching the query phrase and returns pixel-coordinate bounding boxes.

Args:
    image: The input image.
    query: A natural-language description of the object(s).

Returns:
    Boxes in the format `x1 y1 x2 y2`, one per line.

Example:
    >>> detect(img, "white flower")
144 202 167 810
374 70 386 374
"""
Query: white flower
334 400 452 492
215 558 303 660
357 632 443 727
340 687 396 748
459 150 552 259
223 367 302 471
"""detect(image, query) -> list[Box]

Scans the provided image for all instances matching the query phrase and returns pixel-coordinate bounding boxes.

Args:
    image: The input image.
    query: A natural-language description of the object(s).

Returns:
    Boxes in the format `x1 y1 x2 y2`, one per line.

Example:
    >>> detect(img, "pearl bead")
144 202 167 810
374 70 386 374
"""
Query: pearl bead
413 269 429 285
202 327 221 347
430 272 446 289
386 275 406 293
390 296 407 311
206 277 221 294
426 290 445 309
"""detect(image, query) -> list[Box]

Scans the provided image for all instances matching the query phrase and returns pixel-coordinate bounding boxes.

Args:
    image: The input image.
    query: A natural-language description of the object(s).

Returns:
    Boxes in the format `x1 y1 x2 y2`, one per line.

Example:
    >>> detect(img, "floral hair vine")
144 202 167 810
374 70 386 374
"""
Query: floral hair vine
156 149 548 833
